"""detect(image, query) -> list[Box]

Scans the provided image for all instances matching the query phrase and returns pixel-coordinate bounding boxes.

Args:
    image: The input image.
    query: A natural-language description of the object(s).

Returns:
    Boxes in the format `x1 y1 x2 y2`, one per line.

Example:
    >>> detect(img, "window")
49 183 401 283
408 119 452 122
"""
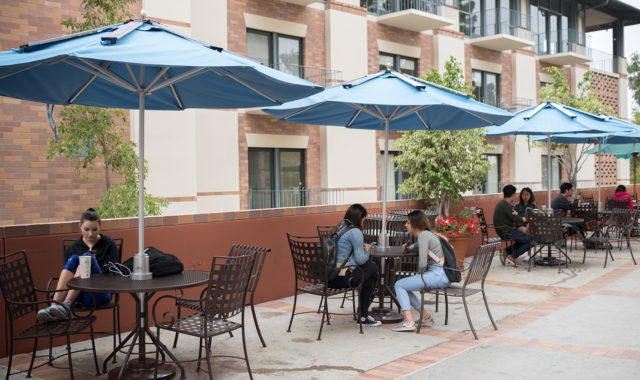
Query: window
378 52 417 76
248 148 305 208
246 29 302 78
380 152 410 200
475 154 501 194
541 155 562 190
472 70 500 107
529 0 582 55
460 0 521 36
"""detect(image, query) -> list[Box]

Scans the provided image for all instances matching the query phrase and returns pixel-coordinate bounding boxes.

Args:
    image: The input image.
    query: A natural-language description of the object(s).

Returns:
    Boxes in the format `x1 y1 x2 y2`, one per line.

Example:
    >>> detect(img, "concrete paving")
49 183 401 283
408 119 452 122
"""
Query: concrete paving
1 242 639 379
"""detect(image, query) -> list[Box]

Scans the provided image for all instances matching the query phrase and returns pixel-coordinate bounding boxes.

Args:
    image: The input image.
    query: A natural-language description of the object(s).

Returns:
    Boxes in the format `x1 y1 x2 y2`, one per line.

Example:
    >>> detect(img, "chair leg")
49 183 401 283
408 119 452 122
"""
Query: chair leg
583 243 587 264
340 292 347 308
196 337 203 372
6 338 14 380
604 246 611 268
111 306 117 363
172 305 182 348
357 289 363 335
462 295 478 340
628 236 637 265
351 290 357 320
48 335 54 365
251 302 266 347
416 291 425 334
482 289 498 331
316 296 323 314
66 334 75 380
154 328 160 379
317 295 329 341
435 290 439 313
204 337 213 380
287 290 298 333
241 311 254 380
444 291 449 325
27 336 38 378
90 325 100 375
116 299 122 345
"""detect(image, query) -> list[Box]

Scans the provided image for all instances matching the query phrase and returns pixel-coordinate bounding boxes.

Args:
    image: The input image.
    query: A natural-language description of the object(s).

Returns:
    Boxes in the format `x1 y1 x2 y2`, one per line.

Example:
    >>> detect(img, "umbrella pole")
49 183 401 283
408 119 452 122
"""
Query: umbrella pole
547 136 551 209
132 91 152 281
379 120 390 248
598 144 602 211
634 153 637 200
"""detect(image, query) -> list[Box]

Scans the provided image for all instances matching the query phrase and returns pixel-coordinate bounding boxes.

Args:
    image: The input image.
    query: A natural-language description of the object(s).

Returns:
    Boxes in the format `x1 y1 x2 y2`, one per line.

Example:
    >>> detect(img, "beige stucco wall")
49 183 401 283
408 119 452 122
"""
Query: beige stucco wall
576 145 596 182
191 0 227 48
434 34 464 73
511 53 537 101
195 110 239 194
513 137 544 183
143 0 190 24
618 158 630 183
325 8 368 80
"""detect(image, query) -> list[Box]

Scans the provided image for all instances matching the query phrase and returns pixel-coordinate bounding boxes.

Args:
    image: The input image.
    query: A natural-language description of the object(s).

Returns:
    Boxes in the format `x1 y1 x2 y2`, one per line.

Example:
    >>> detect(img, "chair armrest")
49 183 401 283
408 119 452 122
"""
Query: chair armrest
152 294 203 328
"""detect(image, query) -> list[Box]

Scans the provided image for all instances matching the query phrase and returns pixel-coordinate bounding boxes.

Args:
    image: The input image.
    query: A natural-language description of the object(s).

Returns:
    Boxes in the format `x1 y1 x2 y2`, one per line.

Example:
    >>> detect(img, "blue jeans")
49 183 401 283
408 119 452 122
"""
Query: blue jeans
505 230 531 258
394 264 450 311
63 253 111 307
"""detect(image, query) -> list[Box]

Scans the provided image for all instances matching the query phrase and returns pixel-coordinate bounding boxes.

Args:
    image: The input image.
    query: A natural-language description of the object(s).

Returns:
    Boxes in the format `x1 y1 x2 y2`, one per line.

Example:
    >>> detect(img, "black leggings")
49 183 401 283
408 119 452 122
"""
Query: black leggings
328 261 378 318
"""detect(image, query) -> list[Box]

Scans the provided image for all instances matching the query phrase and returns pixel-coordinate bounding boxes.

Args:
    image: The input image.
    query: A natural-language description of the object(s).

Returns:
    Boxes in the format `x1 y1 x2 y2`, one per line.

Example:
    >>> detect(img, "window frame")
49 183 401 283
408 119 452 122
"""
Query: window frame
246 28 304 76
378 52 418 76
472 69 501 107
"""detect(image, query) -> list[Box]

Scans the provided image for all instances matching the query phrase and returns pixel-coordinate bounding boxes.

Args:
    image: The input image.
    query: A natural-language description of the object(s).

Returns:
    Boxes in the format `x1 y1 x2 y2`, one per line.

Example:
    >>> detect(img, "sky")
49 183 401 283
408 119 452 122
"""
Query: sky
587 0 640 119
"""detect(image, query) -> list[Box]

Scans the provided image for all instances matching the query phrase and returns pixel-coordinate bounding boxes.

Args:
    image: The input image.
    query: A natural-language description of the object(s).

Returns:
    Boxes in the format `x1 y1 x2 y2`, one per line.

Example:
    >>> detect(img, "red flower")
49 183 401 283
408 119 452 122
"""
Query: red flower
449 231 454 236
456 231 461 237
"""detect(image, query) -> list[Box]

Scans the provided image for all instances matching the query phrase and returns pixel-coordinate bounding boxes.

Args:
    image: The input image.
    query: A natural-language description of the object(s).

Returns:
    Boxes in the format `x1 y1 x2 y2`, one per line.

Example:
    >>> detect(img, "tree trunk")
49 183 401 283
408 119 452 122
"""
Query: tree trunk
102 142 110 191
437 192 451 218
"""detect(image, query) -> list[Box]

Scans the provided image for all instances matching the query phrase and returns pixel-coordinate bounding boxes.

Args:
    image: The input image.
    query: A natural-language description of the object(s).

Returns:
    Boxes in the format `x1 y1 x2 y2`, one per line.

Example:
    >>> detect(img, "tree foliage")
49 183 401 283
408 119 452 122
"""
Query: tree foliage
48 0 167 218
537 66 615 194
395 57 492 217
628 52 640 108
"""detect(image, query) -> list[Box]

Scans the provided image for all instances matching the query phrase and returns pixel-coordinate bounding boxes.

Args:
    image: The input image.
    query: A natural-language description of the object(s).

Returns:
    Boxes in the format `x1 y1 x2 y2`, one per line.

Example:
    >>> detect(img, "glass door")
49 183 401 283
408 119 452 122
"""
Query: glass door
279 149 305 207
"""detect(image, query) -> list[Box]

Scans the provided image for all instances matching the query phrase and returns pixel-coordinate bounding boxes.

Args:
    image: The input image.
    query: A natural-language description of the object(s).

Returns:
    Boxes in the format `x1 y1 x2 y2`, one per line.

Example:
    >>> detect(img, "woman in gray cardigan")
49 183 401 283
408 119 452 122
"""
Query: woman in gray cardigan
392 211 451 332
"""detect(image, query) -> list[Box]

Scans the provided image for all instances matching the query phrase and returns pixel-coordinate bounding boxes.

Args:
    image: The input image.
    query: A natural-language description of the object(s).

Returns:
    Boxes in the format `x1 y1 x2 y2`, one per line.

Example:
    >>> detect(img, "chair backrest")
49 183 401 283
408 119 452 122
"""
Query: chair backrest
62 237 124 264
316 225 336 242
475 207 490 243
287 234 326 284
528 213 563 244
362 213 406 246
581 193 594 203
463 242 499 287
609 198 631 210
606 208 635 233
0 250 38 322
227 244 270 295
203 254 255 320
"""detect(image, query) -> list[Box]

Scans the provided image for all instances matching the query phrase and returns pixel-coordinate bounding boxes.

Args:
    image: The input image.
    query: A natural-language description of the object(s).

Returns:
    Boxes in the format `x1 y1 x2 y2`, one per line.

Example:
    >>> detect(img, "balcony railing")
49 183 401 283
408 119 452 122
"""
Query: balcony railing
467 7 530 39
248 58 343 87
362 0 449 16
589 48 619 73
248 188 344 209
533 28 590 57
499 97 535 113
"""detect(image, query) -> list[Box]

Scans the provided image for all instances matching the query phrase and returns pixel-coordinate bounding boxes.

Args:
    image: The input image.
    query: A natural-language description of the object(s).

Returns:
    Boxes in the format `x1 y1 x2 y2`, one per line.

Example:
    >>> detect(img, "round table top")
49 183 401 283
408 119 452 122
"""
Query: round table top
562 217 584 224
67 270 209 293
369 245 415 258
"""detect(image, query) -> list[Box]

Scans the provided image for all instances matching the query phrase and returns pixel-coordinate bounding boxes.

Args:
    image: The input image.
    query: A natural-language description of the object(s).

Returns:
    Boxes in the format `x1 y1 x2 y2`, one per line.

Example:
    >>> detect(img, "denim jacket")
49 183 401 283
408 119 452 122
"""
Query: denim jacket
336 228 370 267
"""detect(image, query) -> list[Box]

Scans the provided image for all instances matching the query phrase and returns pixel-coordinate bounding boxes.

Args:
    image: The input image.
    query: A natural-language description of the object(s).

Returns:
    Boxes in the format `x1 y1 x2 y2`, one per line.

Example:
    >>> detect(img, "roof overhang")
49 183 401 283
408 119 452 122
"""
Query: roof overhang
584 0 640 31
537 52 593 66
377 9 454 32
470 34 535 51
279 0 318 6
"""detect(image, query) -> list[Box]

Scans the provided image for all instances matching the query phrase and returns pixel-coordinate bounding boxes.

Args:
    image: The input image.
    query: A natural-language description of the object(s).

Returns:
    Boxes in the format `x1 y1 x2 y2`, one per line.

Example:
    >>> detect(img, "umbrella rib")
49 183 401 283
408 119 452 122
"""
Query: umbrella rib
146 67 170 91
351 104 384 120
209 67 277 103
71 58 136 92
415 111 430 129
68 62 113 104
148 67 206 93
0 56 67 80
373 105 387 120
388 106 401 120
163 74 184 110
280 101 324 120
125 64 141 90
391 105 427 121
346 109 362 127
457 108 499 126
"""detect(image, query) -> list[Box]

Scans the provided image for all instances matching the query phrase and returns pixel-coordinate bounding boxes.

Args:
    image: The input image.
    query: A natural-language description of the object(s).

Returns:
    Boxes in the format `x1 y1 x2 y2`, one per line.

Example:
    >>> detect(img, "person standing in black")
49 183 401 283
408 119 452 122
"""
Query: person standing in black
493 185 530 266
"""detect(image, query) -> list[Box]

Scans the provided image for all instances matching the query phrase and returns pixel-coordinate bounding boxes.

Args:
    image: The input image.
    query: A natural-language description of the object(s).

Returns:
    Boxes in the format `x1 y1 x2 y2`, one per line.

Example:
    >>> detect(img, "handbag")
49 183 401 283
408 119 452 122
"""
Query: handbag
122 246 184 277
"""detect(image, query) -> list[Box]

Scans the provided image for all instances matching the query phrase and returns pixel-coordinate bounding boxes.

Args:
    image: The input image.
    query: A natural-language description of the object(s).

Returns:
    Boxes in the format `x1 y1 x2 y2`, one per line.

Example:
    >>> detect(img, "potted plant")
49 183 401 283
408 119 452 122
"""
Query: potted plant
434 206 482 266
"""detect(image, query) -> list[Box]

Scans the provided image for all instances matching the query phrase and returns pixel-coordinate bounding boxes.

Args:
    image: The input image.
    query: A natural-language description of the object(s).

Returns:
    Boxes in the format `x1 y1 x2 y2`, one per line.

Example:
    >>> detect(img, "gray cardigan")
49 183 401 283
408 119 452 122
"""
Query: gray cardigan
408 230 443 270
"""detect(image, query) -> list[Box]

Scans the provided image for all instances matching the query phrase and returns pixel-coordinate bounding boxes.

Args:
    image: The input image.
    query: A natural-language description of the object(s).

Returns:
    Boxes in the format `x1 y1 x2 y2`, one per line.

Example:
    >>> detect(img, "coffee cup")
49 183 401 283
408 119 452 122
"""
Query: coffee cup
79 255 92 279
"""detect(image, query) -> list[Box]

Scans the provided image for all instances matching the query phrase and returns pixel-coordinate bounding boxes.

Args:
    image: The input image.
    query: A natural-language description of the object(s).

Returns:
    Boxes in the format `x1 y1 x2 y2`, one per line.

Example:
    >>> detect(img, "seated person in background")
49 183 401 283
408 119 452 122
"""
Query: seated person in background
551 182 585 240
551 182 574 216
36 208 118 322
493 185 531 266
611 184 634 209
514 187 537 233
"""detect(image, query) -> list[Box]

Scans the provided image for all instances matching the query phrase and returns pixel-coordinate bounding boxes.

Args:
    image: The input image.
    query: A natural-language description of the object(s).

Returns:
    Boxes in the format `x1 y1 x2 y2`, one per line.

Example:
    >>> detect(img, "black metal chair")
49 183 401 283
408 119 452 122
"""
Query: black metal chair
0 250 99 380
46 238 123 361
152 254 257 380
528 213 567 273
583 208 637 268
476 207 511 265
392 242 500 340
362 213 406 246
286 234 363 340
172 244 270 348
317 225 356 312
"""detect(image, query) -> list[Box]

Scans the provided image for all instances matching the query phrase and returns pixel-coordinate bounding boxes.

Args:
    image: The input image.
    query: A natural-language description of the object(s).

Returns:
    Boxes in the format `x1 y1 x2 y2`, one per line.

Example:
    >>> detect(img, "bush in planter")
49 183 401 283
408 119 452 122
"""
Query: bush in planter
434 207 482 239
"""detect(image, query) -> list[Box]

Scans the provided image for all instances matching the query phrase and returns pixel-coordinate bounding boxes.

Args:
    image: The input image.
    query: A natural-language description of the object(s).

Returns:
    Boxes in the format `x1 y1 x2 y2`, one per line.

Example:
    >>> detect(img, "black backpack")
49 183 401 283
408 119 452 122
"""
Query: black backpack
438 238 462 283
122 246 184 277
321 221 355 282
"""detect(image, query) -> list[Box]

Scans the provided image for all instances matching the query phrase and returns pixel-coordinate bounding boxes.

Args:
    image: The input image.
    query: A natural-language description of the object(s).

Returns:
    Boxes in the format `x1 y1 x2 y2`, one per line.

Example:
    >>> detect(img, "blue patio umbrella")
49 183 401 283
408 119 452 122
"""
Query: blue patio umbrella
486 102 626 208
264 69 513 247
0 18 323 277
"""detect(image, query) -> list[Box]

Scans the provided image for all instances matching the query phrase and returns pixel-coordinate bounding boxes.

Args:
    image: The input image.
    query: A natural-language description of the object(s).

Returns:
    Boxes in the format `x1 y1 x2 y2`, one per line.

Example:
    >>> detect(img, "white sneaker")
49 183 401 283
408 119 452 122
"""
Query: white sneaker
392 322 416 332
521 255 531 262
420 315 435 327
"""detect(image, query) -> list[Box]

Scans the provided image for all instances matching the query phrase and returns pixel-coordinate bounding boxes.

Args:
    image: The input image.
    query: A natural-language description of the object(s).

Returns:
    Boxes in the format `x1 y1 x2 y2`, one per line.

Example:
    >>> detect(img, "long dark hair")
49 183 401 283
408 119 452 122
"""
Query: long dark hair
80 208 101 225
342 204 367 230
407 210 430 232
519 187 535 207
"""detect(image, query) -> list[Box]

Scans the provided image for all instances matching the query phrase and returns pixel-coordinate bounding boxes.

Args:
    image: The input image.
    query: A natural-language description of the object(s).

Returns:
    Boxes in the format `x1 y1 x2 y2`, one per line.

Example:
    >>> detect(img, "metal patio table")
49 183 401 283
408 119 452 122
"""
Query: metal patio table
534 217 584 266
369 246 417 323
68 270 209 380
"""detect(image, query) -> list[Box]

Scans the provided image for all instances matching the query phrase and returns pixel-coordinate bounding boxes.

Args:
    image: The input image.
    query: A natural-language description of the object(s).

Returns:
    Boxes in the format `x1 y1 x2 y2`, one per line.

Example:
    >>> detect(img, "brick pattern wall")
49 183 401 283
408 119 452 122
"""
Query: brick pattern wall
0 0 140 225
367 21 434 76
596 154 618 187
590 71 619 116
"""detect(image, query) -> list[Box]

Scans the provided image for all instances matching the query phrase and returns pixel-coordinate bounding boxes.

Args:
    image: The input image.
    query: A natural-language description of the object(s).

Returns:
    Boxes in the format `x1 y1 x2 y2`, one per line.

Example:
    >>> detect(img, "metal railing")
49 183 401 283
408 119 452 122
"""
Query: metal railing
499 97 535 113
248 58 343 87
248 188 344 209
362 0 452 16
533 28 591 57
588 48 618 73
467 7 531 40
380 186 416 201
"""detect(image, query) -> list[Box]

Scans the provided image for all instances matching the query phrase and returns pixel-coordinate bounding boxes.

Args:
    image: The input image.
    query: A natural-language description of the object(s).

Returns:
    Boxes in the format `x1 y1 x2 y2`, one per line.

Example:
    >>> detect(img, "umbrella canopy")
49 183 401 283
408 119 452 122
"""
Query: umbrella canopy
584 143 640 158
263 69 513 247
486 102 626 207
0 18 323 277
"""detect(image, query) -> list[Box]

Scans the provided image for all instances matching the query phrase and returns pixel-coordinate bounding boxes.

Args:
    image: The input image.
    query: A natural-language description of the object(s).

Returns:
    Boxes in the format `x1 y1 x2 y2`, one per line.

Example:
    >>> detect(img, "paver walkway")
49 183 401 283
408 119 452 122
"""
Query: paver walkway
2 244 639 379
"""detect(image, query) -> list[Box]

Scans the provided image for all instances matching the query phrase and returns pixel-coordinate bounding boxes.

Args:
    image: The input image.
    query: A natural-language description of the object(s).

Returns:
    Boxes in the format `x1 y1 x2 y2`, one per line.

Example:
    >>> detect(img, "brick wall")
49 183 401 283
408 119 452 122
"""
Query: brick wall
366 21 434 76
0 0 140 225
590 71 619 116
